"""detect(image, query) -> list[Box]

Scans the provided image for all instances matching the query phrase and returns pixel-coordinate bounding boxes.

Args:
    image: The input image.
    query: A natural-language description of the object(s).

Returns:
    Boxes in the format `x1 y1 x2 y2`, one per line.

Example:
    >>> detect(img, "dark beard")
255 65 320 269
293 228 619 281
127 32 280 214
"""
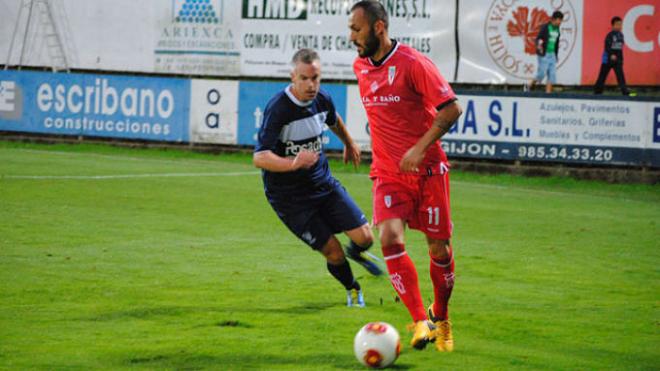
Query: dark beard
357 28 380 58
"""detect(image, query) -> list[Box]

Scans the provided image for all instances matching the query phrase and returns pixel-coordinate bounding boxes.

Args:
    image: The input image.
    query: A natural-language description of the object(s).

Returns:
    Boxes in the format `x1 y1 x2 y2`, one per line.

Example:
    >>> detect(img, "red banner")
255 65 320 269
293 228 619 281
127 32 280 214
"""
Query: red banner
581 0 660 86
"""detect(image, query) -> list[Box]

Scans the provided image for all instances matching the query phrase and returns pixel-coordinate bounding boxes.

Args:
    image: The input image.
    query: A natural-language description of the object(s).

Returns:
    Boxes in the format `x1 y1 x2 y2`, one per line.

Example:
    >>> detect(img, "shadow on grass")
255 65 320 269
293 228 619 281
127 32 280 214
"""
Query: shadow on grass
90 305 201 321
89 301 338 322
267 301 337 315
122 351 403 370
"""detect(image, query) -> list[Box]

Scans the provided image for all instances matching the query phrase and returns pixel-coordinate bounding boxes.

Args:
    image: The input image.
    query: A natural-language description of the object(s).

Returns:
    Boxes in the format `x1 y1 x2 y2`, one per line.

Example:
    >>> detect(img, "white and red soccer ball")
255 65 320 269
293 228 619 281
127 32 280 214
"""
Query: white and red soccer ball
354 322 401 369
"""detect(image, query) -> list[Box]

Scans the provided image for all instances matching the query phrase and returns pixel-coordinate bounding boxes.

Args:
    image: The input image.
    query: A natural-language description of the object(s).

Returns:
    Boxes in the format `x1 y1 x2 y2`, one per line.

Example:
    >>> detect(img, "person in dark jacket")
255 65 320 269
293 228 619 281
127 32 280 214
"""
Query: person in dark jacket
594 16 630 95
529 11 563 93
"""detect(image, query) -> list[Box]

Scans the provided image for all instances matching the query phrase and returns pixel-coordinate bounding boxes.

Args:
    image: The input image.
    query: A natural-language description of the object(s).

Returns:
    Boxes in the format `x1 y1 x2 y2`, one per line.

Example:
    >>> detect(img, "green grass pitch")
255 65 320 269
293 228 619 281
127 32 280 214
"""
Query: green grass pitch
0 140 658 370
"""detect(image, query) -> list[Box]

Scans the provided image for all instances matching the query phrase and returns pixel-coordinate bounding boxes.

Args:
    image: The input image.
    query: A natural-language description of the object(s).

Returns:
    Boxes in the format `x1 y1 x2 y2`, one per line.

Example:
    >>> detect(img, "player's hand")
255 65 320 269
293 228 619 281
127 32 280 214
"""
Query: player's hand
399 146 424 173
610 54 617 62
291 150 318 170
344 143 361 169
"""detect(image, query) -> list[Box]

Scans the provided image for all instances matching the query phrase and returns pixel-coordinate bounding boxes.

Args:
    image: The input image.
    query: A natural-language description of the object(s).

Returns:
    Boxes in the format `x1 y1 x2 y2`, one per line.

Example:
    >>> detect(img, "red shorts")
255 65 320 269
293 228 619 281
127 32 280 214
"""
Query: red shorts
372 164 452 240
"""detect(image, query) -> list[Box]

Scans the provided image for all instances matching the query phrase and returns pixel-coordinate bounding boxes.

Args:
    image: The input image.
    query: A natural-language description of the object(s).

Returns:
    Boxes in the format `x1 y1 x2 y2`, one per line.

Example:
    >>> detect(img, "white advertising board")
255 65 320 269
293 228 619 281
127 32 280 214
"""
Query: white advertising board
345 83 659 167
0 0 242 76
154 0 241 75
457 0 584 84
189 79 239 144
231 0 456 80
5 0 657 86
345 84 371 152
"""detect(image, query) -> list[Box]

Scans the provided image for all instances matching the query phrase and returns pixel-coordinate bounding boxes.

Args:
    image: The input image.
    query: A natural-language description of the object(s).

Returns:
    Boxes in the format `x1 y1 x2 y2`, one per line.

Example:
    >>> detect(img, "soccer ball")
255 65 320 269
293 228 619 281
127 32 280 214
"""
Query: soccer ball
353 322 401 369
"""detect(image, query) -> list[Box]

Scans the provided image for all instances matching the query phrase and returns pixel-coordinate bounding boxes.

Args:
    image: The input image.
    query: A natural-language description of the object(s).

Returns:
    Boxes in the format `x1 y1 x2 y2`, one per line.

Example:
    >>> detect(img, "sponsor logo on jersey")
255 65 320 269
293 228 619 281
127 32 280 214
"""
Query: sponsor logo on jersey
361 95 401 108
284 137 322 156
376 95 400 103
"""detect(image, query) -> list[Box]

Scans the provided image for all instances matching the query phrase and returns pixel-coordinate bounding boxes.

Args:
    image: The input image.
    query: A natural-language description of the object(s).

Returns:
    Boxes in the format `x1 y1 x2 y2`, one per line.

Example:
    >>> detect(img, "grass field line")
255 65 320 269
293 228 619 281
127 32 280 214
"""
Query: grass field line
3 147 654 204
6 148 236 166
3 171 260 180
3 169 650 204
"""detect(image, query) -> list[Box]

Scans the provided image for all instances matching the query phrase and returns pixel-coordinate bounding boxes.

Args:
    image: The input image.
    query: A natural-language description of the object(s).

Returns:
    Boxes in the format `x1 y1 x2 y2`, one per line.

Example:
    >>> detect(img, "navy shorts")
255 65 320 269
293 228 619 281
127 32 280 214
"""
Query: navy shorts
268 183 368 250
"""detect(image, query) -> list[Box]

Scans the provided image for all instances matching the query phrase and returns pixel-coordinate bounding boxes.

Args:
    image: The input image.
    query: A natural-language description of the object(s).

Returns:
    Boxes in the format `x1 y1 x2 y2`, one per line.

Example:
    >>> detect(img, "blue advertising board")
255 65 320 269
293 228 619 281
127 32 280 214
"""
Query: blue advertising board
0 70 190 142
237 81 348 150
1 70 658 168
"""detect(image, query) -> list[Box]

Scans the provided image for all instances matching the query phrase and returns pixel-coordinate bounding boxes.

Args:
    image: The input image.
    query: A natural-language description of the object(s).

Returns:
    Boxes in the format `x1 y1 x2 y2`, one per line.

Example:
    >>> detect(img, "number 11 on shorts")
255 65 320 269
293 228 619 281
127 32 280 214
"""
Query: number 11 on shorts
427 207 440 225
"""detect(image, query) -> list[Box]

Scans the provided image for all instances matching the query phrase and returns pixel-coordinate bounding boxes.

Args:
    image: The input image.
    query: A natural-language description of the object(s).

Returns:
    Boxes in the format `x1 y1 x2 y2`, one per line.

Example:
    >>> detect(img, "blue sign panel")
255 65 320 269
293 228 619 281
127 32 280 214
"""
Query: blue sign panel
442 139 650 167
0 70 190 142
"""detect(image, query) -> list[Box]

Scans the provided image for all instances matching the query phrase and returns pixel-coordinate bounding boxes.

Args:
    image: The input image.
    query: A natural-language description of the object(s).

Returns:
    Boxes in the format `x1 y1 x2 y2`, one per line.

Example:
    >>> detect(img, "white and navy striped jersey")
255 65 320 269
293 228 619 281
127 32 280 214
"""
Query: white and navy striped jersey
255 85 338 200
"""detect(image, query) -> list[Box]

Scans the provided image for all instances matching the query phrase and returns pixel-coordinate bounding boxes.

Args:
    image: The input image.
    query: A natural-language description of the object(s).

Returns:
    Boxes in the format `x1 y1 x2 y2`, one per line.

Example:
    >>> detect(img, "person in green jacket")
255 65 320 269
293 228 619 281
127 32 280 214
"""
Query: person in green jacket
530 11 564 93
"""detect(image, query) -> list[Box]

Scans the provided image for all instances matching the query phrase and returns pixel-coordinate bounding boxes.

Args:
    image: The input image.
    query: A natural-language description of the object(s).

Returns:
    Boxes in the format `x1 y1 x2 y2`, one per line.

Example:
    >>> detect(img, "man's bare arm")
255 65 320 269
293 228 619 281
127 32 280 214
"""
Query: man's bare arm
399 101 463 173
253 150 318 172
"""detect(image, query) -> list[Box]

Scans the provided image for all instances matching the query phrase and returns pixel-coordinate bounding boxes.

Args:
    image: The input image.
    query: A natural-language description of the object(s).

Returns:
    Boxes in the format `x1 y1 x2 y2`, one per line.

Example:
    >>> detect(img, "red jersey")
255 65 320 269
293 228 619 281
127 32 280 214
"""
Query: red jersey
353 42 456 177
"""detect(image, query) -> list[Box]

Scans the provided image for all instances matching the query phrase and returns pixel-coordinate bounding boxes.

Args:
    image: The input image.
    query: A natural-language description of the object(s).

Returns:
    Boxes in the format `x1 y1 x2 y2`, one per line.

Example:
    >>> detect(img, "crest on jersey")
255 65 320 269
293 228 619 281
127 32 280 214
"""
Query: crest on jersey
384 195 392 208
388 66 396 85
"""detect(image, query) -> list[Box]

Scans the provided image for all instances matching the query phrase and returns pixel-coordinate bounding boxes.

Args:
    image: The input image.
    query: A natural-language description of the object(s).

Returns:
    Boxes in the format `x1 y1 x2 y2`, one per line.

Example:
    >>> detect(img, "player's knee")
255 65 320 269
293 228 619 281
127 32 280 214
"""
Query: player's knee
428 239 450 259
356 225 374 247
379 228 404 247
363 235 374 249
321 240 345 264
324 249 345 264
377 220 405 247
346 224 373 248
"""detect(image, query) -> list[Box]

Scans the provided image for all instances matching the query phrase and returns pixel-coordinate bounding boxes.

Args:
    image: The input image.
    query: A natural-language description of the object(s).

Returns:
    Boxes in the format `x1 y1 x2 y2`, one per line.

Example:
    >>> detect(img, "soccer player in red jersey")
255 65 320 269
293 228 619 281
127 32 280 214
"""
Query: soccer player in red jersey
349 1 463 352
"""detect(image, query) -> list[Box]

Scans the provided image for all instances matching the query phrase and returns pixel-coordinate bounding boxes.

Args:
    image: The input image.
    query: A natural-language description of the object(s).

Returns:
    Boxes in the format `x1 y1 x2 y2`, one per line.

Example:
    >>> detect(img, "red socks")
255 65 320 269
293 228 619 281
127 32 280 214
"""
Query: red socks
382 244 456 322
382 244 427 322
429 247 455 321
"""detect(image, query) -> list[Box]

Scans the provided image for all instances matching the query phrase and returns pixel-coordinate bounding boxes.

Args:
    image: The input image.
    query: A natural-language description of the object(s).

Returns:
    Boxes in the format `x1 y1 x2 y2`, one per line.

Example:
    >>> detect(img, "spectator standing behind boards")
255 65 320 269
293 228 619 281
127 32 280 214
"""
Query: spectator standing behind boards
594 17 631 96
529 11 563 93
